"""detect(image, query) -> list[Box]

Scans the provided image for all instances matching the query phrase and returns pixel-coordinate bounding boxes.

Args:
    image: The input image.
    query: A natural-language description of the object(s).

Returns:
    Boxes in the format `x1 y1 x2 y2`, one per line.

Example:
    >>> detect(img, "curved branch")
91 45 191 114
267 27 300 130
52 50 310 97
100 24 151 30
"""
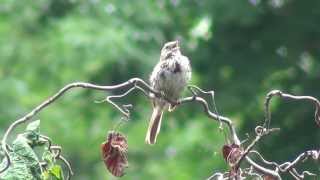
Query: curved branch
245 156 281 179
1 79 319 180
0 78 238 173
264 90 320 129
0 78 145 173
179 96 240 145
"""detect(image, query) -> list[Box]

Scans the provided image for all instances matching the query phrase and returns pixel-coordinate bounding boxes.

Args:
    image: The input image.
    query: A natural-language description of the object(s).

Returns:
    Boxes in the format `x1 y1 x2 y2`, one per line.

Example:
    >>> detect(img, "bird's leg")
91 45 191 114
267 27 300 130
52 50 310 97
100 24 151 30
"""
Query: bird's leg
168 99 181 112
168 104 176 112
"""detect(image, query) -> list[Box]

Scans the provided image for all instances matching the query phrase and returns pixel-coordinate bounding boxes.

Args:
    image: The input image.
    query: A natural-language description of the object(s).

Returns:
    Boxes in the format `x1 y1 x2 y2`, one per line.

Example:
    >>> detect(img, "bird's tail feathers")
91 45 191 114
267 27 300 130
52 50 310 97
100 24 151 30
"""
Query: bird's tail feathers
145 106 163 145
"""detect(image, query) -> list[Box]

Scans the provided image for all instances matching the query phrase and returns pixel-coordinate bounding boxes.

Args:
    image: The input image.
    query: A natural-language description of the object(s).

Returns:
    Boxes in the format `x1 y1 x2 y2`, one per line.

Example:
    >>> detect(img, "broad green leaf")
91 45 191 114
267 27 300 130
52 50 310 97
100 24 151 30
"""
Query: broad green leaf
0 135 42 180
24 120 42 146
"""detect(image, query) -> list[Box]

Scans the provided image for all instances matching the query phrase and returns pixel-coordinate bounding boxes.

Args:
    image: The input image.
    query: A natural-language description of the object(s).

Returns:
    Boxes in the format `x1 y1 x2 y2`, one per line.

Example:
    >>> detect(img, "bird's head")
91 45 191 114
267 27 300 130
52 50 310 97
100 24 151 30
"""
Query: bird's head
160 40 180 61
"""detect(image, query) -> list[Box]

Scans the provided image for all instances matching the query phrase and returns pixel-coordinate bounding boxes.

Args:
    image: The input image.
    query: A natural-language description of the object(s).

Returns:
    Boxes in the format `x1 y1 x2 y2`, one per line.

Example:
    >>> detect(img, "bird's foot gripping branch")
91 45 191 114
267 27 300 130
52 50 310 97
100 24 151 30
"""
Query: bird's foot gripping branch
0 78 319 179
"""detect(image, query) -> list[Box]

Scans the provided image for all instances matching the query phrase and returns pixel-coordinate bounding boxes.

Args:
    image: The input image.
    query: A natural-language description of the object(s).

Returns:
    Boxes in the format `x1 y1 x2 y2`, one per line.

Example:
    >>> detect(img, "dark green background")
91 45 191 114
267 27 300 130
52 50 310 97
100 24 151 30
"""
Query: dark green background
0 0 319 179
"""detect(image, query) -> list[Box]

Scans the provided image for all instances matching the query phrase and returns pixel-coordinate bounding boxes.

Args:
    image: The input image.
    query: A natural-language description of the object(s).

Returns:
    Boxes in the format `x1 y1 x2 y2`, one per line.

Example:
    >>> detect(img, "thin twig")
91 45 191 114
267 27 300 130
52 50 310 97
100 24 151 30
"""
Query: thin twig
95 86 137 118
264 90 320 129
40 135 74 179
249 150 281 168
278 150 319 172
187 85 222 129
245 157 281 179
59 155 74 180
179 96 240 145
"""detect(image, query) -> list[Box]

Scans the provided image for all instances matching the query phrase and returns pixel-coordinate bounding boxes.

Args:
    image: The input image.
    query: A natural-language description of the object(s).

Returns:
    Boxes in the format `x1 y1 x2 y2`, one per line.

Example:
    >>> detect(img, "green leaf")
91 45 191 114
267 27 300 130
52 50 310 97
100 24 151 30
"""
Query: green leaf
24 120 41 146
41 150 65 180
0 135 42 180
42 149 54 166
50 165 63 180
26 120 40 132
42 164 65 180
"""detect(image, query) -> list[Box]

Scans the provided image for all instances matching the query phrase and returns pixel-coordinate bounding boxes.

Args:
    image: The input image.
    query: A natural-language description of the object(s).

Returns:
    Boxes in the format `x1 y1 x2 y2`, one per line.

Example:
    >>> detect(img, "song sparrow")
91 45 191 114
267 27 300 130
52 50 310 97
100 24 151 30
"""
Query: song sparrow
145 40 191 144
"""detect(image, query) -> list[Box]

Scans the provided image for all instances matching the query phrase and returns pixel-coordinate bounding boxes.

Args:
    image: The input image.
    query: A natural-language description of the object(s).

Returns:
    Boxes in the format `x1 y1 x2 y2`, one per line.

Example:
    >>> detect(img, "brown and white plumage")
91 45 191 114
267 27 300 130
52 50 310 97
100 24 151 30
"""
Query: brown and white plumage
145 41 191 145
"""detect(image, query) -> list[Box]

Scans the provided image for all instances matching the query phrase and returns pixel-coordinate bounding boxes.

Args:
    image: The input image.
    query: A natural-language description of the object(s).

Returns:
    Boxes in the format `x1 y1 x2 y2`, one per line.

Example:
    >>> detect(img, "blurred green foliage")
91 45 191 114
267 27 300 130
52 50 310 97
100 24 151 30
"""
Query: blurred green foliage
0 120 66 180
0 0 320 179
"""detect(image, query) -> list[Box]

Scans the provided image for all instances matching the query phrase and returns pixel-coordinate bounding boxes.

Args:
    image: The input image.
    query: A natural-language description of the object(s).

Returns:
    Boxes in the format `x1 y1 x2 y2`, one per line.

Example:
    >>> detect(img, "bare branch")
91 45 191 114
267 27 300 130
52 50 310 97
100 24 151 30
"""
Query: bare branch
0 78 237 174
245 156 281 179
59 155 74 180
179 96 240 145
247 140 319 179
236 90 320 179
1 79 319 180
207 172 229 180
264 90 320 129
278 150 319 173
249 150 281 168
187 85 223 129
0 79 141 173
95 86 137 118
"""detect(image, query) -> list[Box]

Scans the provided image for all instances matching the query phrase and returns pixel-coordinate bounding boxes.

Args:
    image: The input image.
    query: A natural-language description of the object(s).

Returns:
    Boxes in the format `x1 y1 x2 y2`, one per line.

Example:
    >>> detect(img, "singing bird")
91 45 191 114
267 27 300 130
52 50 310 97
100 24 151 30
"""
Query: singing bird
145 40 191 144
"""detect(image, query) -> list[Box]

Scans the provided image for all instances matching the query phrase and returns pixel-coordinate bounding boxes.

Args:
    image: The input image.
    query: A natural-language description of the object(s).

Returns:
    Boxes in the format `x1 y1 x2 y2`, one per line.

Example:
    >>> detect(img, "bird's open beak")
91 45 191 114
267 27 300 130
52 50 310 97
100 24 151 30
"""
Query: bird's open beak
173 40 180 51
174 40 180 48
